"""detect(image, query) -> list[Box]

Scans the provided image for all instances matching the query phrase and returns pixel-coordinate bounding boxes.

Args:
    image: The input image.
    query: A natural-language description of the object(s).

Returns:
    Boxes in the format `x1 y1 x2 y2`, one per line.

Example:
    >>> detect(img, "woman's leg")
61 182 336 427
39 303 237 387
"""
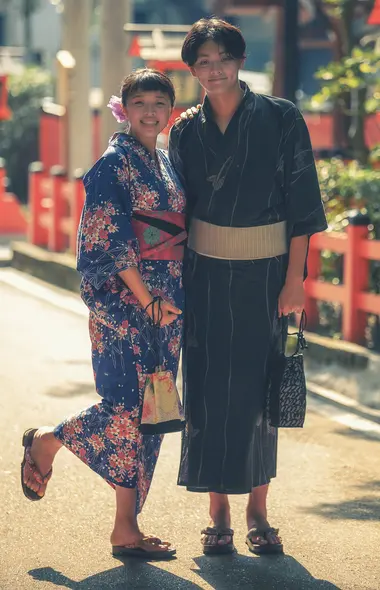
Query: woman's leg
23 427 62 497
110 486 142 546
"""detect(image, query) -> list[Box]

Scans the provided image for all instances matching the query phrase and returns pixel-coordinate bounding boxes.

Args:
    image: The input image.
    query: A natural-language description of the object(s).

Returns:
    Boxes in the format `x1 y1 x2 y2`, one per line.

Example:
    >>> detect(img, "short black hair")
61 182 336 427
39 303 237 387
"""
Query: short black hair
120 68 176 107
181 17 246 66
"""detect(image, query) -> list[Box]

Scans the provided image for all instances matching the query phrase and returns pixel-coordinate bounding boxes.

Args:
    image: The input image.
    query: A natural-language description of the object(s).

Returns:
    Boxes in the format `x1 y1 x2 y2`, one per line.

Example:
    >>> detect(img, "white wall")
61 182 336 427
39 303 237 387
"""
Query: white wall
5 0 61 69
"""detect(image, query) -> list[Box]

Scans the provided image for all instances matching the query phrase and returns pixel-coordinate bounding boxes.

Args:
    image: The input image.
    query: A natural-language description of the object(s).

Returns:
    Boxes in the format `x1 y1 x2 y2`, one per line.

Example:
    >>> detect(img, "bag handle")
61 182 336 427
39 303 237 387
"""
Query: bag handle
288 310 308 356
144 296 165 370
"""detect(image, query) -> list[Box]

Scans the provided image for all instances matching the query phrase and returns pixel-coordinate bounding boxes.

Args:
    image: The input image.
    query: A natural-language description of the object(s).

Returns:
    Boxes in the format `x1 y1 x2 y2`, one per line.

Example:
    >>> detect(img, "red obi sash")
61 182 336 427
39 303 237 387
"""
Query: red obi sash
131 210 187 261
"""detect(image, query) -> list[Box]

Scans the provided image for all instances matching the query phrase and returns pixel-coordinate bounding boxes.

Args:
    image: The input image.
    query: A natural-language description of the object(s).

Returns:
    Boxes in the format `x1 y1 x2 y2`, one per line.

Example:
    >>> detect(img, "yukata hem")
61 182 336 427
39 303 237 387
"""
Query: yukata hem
53 428 131 491
177 476 275 495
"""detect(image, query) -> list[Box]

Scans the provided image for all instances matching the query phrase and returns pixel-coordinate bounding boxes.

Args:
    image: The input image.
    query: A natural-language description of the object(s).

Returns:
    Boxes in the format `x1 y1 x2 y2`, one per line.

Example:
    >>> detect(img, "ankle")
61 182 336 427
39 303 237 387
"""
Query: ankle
111 517 142 544
114 514 140 533
210 505 231 527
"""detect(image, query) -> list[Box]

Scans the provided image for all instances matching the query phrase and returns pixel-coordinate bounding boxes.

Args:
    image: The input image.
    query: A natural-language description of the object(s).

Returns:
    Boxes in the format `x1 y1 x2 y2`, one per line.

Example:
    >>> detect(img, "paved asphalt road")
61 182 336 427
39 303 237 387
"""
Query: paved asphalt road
0 269 379 590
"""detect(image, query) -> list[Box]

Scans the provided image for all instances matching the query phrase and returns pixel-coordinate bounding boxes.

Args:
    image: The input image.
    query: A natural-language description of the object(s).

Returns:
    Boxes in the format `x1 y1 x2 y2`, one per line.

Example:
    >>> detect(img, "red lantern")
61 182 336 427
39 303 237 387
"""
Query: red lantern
0 75 11 121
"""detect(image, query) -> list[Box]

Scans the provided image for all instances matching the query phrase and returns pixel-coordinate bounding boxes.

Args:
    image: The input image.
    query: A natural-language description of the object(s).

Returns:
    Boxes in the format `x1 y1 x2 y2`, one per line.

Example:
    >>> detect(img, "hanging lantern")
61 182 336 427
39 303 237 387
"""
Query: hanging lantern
0 75 11 121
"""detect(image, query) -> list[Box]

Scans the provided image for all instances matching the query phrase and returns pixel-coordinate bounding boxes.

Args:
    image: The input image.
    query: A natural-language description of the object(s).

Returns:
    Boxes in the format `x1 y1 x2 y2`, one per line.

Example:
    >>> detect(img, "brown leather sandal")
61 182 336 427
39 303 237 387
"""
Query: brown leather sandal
246 527 283 555
112 537 176 560
21 428 52 501
201 526 235 555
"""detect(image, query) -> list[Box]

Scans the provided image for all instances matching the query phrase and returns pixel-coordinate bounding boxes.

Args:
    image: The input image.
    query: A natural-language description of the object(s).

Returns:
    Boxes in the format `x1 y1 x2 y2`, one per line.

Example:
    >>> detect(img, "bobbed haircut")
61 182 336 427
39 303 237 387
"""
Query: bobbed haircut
181 17 246 66
120 68 176 107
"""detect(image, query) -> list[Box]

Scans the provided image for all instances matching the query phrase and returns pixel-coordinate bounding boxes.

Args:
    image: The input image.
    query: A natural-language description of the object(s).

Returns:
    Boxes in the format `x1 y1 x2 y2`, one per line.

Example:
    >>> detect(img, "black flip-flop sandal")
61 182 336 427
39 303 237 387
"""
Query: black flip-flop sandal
21 428 52 501
112 538 176 560
246 527 283 555
201 527 235 555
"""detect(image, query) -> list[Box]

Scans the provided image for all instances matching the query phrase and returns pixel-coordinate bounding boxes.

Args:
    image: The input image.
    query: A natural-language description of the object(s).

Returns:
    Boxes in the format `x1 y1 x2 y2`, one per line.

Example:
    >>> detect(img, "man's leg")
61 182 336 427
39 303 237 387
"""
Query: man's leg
246 484 281 546
202 492 233 547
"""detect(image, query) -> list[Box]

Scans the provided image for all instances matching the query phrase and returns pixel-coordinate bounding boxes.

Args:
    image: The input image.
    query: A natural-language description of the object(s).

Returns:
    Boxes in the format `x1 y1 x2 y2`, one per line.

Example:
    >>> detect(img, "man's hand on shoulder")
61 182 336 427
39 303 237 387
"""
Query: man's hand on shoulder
174 104 202 124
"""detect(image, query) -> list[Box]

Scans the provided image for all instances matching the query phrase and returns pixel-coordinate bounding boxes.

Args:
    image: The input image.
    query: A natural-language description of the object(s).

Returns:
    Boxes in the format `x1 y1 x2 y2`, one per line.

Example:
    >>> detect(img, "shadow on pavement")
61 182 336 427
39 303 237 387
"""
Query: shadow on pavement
192 554 341 590
29 564 203 590
302 496 380 521
29 553 342 590
44 382 95 398
333 427 380 443
355 479 380 489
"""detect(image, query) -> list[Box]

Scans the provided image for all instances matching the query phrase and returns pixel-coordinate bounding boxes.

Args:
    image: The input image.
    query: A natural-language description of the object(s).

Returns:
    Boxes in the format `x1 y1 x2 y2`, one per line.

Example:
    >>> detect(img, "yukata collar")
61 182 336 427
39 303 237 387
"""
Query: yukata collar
109 131 154 155
201 81 255 122
109 131 164 185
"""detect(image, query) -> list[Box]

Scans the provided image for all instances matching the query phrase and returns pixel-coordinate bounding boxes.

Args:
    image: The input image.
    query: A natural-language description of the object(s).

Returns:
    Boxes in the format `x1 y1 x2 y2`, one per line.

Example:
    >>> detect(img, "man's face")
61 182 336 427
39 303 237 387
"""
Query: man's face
190 40 243 96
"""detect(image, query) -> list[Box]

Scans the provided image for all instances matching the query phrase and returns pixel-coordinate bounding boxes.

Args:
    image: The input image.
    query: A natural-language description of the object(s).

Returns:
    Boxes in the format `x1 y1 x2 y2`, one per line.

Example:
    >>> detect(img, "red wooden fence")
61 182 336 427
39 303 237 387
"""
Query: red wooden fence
28 163 85 254
305 213 380 345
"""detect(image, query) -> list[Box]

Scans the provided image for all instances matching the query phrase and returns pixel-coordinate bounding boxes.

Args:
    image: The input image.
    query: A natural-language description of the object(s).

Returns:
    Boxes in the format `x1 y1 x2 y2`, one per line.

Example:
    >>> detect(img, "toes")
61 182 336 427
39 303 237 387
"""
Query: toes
267 534 281 545
217 535 231 546
36 484 46 497
250 536 268 546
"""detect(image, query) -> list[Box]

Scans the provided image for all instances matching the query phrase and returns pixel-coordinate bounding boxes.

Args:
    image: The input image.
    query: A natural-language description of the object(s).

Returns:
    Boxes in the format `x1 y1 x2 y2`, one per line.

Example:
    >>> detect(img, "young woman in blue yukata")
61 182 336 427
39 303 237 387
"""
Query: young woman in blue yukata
20 69 186 559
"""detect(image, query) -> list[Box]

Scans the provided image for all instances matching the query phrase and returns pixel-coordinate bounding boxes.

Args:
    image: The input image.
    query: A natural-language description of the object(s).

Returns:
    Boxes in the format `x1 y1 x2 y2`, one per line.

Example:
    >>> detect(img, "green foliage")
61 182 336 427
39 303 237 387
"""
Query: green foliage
312 48 380 114
370 145 380 164
316 158 380 230
0 67 52 203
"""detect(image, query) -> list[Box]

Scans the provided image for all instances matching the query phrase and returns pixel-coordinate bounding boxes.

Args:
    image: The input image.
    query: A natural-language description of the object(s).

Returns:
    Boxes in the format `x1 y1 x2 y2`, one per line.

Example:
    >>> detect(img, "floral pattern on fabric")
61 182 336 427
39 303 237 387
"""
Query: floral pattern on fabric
55 133 185 511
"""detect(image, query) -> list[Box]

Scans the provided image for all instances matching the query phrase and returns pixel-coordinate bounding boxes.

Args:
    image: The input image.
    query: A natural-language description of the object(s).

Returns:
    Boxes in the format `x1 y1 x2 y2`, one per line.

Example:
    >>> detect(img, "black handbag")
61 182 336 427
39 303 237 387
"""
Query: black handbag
267 311 308 428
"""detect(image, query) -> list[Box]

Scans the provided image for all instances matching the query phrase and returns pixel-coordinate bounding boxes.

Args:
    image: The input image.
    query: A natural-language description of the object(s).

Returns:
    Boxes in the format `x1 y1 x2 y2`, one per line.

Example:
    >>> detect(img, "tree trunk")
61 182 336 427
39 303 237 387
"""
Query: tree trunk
348 86 369 164
23 0 32 63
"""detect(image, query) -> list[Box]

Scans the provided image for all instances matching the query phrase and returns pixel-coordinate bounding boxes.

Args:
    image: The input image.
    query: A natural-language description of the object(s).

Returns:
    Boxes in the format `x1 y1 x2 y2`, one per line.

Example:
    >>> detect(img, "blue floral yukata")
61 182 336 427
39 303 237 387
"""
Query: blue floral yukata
54 133 186 513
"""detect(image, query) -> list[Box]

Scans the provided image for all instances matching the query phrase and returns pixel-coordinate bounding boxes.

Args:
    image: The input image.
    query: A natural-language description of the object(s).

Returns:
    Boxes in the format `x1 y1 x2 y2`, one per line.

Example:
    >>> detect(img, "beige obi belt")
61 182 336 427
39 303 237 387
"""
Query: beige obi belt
188 218 287 260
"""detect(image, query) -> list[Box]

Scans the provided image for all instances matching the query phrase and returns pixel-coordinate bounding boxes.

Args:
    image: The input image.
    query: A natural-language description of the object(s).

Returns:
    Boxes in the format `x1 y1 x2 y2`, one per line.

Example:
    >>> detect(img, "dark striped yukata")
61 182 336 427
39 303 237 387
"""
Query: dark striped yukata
169 83 327 493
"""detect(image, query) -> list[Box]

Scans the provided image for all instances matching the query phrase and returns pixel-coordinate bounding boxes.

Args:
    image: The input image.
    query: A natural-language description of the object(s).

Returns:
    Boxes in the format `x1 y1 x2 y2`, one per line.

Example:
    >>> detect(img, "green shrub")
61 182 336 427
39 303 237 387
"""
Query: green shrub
0 67 52 204
316 158 380 232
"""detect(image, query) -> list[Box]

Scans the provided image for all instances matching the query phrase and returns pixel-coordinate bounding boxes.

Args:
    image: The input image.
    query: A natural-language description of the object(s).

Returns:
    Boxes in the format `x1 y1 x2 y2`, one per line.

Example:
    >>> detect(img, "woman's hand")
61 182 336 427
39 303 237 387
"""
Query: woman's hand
278 278 305 317
175 104 202 123
146 299 182 327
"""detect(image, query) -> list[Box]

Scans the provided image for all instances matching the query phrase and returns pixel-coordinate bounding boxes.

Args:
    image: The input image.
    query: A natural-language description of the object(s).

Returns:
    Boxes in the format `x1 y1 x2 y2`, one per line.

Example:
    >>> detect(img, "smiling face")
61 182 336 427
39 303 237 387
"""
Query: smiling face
190 40 243 96
123 90 173 142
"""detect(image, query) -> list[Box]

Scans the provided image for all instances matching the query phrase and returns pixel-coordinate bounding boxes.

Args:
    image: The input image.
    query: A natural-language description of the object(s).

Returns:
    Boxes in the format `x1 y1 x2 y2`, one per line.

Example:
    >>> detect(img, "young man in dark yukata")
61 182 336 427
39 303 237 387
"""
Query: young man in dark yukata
169 17 327 555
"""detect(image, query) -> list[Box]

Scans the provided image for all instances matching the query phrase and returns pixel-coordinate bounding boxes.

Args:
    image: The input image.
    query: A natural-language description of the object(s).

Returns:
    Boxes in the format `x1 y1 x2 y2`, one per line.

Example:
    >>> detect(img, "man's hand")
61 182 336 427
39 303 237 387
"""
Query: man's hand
175 104 202 123
278 278 305 317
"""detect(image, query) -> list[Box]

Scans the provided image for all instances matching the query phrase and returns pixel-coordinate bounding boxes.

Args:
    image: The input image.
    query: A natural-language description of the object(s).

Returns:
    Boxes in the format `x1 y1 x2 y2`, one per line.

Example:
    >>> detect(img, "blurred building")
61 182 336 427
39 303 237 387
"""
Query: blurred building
0 0 60 68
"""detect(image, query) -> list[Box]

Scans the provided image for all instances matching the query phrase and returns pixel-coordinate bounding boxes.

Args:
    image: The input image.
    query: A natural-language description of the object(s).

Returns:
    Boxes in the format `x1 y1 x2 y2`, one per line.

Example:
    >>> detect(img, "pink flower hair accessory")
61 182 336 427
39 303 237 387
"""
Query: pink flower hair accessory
107 95 128 123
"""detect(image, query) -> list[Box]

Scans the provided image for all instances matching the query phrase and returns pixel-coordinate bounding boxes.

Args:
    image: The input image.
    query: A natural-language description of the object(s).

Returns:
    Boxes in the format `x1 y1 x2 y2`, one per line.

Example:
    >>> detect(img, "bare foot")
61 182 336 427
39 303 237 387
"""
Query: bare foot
202 506 233 547
23 428 61 497
247 513 282 547
111 525 172 552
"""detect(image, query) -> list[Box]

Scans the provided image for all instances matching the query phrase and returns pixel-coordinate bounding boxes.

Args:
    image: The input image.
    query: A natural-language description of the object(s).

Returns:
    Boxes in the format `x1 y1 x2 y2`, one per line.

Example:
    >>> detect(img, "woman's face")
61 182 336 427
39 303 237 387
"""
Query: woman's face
123 90 173 140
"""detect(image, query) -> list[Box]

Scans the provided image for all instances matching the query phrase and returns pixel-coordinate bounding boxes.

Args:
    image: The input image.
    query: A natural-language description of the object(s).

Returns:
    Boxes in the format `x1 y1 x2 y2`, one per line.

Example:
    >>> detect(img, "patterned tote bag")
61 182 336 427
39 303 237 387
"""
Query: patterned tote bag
140 297 185 435
267 311 308 428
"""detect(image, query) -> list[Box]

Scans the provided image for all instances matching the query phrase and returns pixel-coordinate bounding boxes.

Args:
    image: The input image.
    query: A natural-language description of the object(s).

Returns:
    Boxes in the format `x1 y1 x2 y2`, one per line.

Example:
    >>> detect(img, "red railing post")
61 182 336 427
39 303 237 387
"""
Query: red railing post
0 158 6 200
48 165 67 252
70 168 85 255
28 162 47 247
304 235 321 330
343 212 370 344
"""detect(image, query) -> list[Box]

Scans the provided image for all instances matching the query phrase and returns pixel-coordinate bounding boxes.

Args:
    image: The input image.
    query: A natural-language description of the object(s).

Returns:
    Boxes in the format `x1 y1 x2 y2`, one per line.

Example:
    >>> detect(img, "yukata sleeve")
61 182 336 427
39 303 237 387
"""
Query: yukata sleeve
168 121 187 188
77 148 140 290
285 107 328 238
